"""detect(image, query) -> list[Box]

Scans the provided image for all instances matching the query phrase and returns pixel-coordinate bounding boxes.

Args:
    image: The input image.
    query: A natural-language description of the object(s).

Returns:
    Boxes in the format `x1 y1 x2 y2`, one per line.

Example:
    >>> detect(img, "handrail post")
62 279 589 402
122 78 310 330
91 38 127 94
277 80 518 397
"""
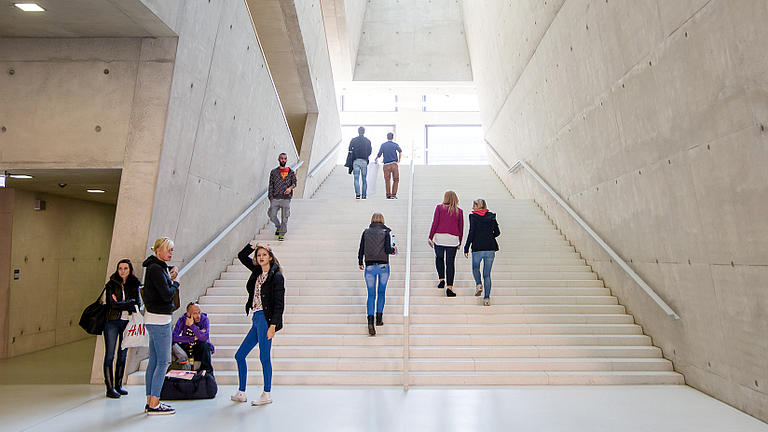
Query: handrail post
403 146 415 389
484 142 679 320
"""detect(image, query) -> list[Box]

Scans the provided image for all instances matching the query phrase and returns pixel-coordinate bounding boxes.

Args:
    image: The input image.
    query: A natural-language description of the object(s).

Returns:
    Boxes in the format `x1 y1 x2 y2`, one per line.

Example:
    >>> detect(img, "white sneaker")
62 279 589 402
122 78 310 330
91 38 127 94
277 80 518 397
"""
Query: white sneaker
231 390 247 402
251 391 272 406
474 285 482 297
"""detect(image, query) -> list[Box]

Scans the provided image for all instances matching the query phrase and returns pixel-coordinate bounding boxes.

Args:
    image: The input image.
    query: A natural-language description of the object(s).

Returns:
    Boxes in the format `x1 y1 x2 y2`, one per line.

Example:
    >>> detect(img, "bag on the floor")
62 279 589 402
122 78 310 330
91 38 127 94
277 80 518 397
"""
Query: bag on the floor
79 287 108 335
160 370 218 400
121 306 148 348
367 161 379 195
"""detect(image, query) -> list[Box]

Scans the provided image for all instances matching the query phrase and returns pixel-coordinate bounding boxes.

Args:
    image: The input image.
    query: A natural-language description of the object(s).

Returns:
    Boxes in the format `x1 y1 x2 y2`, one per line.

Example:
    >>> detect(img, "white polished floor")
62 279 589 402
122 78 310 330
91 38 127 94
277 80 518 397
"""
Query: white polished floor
2 384 766 432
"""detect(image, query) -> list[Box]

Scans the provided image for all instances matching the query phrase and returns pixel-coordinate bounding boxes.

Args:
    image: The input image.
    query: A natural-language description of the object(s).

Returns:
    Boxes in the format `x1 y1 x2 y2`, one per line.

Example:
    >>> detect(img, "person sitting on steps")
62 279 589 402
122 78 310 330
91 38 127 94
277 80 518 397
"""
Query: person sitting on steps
172 302 215 374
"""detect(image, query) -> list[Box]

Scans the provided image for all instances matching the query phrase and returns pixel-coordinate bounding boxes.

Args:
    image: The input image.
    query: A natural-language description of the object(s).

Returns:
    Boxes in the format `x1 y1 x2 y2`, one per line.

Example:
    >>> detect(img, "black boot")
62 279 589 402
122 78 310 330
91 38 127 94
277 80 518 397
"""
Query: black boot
376 313 383 326
114 363 128 395
104 366 120 399
367 315 376 336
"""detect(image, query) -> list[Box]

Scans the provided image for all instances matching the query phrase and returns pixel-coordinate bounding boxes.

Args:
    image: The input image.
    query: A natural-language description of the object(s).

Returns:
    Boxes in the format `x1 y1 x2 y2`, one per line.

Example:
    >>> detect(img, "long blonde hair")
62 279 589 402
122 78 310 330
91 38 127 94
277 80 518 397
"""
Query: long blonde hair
442 191 460 214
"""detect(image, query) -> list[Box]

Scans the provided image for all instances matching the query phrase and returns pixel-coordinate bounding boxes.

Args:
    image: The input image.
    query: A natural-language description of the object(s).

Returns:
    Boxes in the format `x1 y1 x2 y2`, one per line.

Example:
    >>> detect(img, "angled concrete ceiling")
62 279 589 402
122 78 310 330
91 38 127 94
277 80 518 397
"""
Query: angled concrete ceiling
0 0 174 37
320 0 367 81
244 0 317 152
354 0 472 81
3 169 121 205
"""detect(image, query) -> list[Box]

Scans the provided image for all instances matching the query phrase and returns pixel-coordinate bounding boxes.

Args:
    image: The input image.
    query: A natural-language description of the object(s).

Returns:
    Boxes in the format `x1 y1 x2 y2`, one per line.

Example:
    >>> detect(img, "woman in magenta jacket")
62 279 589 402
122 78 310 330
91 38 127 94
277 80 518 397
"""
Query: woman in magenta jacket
428 191 463 297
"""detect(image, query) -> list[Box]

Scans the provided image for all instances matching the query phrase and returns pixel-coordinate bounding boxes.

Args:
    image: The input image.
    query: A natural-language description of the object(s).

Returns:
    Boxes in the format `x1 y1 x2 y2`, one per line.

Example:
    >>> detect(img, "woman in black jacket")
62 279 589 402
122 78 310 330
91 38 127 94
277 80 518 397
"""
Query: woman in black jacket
142 237 180 416
358 212 396 336
231 242 285 406
103 259 141 398
464 199 501 306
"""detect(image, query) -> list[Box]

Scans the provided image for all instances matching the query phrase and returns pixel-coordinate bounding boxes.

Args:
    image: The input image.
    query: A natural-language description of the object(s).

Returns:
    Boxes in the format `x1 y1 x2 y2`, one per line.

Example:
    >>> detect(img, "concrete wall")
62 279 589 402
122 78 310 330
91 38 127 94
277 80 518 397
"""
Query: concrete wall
464 0 768 421
0 36 176 287
6 190 115 356
0 189 13 358
343 0 366 78
354 0 471 81
292 0 343 198
319 0 366 81
0 36 174 364
136 0 300 311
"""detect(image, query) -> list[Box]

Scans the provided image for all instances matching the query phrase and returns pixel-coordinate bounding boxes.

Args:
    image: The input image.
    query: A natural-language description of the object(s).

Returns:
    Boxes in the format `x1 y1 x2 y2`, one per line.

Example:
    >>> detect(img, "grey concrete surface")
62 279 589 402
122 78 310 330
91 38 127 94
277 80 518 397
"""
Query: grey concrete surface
291 0 343 198
0 36 174 363
354 0 471 81
137 0 298 315
6 190 115 357
321 0 367 81
0 0 174 38
466 0 768 422
0 189 13 359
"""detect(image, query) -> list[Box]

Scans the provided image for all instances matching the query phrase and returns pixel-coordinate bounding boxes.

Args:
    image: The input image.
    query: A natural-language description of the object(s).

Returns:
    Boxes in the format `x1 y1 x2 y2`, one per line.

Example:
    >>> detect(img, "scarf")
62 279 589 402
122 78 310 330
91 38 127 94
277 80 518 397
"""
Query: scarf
472 209 489 216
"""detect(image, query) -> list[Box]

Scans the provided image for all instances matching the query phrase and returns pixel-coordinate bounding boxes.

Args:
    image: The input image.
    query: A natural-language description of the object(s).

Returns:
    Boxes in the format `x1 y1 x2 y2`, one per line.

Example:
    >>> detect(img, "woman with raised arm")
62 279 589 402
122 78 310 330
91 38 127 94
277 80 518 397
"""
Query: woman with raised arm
231 242 285 406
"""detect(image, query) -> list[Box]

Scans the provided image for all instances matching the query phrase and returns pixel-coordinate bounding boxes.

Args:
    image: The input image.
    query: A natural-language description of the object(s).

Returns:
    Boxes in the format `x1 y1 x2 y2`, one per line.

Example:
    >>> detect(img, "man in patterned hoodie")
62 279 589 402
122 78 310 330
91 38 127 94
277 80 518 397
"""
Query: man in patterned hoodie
268 152 298 241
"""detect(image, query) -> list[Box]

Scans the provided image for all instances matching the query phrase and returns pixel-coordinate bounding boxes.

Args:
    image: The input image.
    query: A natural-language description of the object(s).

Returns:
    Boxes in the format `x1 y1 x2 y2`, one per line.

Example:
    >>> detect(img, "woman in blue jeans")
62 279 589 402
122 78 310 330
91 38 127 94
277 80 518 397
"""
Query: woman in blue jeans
103 258 141 398
464 199 501 306
141 237 180 415
358 213 397 336
231 242 285 406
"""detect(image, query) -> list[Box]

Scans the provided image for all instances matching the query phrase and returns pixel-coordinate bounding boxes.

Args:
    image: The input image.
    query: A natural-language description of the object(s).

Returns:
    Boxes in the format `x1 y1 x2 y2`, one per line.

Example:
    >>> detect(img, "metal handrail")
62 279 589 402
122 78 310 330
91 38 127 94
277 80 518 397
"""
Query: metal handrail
307 140 343 178
485 142 679 320
177 160 304 279
402 146 415 389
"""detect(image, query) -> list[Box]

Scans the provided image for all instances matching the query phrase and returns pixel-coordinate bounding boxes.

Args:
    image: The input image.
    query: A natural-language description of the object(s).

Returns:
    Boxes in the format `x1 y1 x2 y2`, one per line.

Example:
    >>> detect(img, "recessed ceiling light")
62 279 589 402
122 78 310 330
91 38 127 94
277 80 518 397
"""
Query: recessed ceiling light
14 3 46 12
9 174 33 179
86 189 105 193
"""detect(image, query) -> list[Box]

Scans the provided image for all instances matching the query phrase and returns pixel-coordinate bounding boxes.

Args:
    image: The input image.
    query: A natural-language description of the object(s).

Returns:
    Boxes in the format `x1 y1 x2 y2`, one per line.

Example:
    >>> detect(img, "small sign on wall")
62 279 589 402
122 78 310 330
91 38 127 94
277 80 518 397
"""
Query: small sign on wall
13 269 19 280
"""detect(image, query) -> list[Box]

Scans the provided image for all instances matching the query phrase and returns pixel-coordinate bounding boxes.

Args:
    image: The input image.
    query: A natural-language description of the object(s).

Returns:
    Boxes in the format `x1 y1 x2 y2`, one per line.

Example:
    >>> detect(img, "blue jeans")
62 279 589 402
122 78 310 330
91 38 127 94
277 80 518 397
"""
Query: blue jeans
103 319 128 369
471 251 495 299
353 159 368 197
364 264 389 316
145 323 172 398
235 310 273 392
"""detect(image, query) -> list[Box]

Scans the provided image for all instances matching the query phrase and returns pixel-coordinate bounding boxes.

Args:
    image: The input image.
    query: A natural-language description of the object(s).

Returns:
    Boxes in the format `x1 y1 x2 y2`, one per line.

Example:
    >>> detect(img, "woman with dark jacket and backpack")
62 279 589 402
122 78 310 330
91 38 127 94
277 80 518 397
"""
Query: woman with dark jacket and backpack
142 237 180 415
464 199 501 306
103 258 141 399
231 242 285 407
358 212 397 336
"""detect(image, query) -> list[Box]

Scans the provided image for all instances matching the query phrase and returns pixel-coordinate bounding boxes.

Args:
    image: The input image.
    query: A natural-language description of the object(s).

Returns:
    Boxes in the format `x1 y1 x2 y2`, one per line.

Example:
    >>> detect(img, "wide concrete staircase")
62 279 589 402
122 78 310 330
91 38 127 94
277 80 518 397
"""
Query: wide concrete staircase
406 166 682 385
129 164 682 386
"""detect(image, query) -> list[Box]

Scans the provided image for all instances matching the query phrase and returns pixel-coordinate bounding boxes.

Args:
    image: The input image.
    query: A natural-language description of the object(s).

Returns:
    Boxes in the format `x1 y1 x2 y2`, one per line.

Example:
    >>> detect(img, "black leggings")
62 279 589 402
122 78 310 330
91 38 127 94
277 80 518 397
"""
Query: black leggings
435 245 458 286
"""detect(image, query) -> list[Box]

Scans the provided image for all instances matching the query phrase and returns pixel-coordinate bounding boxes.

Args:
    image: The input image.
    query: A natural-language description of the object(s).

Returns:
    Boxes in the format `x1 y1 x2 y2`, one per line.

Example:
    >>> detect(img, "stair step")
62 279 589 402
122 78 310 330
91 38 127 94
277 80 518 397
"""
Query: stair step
128 165 674 387
406 371 684 385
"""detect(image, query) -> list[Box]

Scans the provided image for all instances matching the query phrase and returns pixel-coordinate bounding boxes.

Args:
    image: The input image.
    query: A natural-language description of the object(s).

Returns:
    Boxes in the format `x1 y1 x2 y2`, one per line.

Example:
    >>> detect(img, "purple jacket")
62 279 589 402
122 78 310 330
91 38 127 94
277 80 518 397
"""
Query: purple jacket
172 313 214 353
429 204 464 245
